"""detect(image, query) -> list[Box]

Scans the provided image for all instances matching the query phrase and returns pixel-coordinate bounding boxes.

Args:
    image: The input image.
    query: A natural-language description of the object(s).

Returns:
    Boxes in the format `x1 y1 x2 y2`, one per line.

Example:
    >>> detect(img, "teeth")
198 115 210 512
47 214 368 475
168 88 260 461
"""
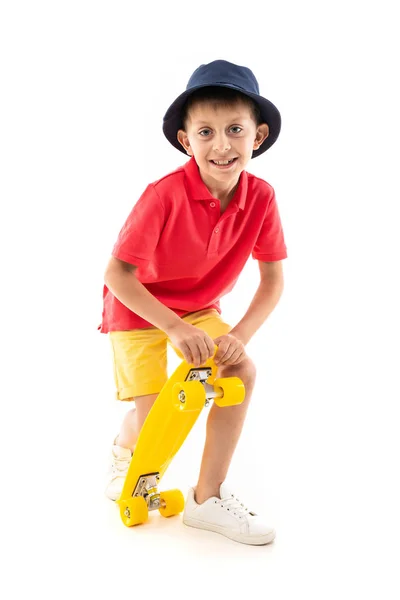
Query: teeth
212 159 234 165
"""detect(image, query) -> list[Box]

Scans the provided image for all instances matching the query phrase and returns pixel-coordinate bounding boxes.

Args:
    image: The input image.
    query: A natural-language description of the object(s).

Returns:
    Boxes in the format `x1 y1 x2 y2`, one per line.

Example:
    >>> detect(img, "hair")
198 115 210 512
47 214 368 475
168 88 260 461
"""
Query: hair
181 86 262 131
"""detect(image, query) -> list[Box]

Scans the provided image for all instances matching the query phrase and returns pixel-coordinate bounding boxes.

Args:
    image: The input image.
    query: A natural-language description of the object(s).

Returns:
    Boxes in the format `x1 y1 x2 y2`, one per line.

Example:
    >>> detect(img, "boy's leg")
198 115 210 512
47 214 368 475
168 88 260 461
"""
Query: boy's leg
194 357 257 504
168 309 257 503
183 355 275 545
106 328 167 500
109 327 168 450
116 393 158 451
105 393 160 501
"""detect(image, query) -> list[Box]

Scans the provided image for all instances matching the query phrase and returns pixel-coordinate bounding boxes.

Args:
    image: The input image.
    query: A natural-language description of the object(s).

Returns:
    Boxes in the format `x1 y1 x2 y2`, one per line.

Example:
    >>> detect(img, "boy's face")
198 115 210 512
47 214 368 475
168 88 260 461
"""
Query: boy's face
177 100 269 185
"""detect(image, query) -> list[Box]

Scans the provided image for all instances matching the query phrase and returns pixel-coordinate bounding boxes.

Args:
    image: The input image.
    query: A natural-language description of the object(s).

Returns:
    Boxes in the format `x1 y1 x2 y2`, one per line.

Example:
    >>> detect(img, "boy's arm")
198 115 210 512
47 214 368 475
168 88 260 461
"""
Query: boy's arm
104 257 182 332
228 261 285 346
104 257 217 366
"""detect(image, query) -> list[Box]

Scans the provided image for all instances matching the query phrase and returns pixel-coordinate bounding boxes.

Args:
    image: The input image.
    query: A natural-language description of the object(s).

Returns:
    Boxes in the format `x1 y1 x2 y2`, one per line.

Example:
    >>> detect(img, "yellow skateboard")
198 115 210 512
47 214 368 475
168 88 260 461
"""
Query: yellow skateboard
116 349 245 527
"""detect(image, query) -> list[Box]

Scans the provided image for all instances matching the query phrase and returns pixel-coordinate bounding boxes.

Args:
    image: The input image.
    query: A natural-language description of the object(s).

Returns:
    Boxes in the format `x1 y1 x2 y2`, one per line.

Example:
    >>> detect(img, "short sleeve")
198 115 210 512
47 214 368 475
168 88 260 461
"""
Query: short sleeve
252 189 287 261
112 184 165 267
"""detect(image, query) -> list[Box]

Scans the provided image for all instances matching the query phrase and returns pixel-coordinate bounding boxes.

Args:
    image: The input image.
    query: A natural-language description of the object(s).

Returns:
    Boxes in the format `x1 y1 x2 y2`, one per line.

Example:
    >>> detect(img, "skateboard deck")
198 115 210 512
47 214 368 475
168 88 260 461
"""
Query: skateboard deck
116 351 245 527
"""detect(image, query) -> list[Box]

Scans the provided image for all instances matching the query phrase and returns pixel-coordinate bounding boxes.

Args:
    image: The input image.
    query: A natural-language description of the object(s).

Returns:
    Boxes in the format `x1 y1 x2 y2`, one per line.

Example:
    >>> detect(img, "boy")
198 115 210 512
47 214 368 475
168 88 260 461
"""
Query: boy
99 59 287 545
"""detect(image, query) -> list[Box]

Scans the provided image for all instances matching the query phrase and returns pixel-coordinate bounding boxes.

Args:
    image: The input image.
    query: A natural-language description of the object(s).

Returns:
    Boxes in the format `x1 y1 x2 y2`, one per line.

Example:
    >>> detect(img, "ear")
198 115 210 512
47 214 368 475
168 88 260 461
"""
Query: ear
254 123 269 151
177 129 192 155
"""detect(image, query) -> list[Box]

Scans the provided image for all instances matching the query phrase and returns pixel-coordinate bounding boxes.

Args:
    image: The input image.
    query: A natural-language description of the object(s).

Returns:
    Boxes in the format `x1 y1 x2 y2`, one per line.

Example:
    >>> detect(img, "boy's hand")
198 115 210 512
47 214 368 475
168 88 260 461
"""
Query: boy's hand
167 321 215 367
213 334 246 367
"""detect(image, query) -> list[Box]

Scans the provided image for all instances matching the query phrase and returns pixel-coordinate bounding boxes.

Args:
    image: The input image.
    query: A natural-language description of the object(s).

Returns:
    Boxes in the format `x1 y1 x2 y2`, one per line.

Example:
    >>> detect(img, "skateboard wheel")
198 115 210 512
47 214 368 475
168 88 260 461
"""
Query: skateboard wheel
213 377 245 407
119 496 148 527
172 381 205 411
158 489 185 518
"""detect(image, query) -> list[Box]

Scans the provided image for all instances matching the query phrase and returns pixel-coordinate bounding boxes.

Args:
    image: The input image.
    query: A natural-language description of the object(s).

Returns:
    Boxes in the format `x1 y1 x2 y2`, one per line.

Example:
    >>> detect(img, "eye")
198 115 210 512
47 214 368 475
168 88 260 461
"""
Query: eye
199 129 212 136
230 126 242 133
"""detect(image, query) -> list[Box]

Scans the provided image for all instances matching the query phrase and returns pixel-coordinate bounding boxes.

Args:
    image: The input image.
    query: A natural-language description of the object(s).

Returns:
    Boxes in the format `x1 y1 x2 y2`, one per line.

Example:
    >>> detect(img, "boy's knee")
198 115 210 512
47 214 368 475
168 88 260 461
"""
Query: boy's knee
238 356 257 385
217 355 256 385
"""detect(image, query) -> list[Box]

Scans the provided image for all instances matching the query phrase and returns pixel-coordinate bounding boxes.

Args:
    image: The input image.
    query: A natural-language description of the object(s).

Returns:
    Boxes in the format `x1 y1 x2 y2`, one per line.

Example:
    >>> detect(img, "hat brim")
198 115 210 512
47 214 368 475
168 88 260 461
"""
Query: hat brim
162 83 281 159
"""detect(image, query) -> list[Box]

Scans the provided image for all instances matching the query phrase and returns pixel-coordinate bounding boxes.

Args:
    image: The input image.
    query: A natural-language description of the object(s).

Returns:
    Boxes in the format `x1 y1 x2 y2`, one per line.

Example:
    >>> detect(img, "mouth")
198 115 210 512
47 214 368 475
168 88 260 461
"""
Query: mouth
209 157 238 169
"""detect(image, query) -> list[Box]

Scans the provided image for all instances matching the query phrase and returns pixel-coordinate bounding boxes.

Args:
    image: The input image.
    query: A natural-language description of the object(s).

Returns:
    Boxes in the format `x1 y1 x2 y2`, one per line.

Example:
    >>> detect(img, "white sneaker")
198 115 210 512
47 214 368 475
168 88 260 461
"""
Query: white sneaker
105 439 132 501
183 483 276 545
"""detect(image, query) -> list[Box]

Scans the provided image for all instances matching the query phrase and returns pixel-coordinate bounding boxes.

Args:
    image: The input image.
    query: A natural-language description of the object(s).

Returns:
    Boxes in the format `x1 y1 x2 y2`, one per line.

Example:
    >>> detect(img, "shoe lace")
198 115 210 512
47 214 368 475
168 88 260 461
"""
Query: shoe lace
111 455 131 479
215 493 254 519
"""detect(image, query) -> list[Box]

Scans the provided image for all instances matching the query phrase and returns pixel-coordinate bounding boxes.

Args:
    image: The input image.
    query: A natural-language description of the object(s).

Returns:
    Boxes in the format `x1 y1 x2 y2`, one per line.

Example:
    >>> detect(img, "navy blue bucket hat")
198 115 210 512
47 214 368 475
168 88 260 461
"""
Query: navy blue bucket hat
162 59 281 159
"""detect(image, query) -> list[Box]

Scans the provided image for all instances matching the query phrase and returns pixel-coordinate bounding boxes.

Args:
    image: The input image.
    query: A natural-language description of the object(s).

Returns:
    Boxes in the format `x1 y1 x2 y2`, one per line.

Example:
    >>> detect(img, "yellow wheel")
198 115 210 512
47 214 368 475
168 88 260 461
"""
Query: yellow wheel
213 376 245 407
158 489 185 518
118 496 148 527
172 381 205 411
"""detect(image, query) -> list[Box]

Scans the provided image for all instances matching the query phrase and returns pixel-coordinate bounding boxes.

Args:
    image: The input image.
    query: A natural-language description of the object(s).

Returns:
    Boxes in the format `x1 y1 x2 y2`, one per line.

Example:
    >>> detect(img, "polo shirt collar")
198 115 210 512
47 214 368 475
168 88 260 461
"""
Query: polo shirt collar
183 156 248 210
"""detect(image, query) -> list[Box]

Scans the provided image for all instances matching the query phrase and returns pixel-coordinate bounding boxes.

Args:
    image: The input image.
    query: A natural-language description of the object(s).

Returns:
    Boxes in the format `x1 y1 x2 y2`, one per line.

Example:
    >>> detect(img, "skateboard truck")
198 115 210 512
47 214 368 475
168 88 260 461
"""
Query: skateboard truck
132 473 165 511
185 367 222 407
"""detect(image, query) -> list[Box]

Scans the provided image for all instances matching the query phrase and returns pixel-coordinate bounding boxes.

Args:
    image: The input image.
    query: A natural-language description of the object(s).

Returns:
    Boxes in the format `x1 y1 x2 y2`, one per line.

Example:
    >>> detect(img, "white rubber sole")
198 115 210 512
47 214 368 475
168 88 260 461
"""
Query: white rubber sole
183 516 276 546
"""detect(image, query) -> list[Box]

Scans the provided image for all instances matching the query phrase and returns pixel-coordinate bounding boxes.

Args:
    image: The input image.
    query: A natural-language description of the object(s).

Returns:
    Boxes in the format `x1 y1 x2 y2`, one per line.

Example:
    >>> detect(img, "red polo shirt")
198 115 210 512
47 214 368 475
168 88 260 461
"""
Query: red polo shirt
99 157 287 332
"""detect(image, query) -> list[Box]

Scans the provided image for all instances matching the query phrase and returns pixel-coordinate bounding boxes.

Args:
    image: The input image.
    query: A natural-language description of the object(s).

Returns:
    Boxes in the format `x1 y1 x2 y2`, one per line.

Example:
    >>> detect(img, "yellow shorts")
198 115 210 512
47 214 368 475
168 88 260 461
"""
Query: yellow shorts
109 309 232 400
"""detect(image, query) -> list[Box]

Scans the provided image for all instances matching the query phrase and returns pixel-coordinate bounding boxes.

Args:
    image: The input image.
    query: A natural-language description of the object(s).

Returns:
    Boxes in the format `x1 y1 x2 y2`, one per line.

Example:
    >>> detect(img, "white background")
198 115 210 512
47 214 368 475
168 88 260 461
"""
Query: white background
1 1 399 598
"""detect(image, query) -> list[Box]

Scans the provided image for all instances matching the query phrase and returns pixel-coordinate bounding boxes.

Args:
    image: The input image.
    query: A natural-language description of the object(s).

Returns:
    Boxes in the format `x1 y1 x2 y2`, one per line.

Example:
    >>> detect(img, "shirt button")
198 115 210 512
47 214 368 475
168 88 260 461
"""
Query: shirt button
210 202 216 208
214 227 219 234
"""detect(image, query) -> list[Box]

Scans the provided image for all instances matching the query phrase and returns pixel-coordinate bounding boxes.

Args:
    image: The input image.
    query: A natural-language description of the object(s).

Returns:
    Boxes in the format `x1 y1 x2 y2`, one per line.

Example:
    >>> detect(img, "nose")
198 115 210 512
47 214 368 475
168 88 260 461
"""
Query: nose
212 131 231 153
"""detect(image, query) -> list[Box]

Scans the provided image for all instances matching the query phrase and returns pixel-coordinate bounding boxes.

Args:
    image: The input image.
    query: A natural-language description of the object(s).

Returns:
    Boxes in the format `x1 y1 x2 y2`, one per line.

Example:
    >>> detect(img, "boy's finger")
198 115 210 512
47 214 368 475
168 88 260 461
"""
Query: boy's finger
205 337 216 357
215 348 229 364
